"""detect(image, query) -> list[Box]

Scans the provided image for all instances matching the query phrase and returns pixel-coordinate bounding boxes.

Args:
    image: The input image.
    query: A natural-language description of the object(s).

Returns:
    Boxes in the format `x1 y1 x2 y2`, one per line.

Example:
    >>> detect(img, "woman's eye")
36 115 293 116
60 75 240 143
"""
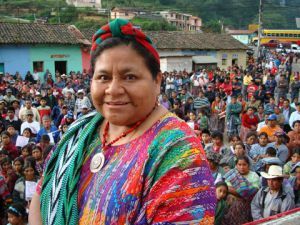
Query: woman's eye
95 75 109 81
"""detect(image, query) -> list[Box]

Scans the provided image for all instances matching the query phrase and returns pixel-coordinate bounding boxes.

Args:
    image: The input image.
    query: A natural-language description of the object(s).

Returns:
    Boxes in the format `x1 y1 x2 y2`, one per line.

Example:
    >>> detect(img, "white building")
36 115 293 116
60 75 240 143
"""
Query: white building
66 0 101 8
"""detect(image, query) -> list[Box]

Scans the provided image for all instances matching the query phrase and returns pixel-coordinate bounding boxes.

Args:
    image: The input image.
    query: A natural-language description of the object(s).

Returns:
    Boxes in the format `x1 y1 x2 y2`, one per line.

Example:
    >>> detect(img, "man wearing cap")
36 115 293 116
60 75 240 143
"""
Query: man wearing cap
36 116 59 144
259 114 283 142
20 110 40 135
74 89 91 117
3 89 17 105
78 104 90 118
251 165 295 220
269 131 290 164
289 103 300 128
19 99 40 122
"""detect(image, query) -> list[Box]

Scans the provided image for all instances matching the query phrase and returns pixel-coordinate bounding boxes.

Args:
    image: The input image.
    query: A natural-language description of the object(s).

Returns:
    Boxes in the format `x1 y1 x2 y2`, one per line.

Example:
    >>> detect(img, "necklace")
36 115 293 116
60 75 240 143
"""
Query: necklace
90 107 156 173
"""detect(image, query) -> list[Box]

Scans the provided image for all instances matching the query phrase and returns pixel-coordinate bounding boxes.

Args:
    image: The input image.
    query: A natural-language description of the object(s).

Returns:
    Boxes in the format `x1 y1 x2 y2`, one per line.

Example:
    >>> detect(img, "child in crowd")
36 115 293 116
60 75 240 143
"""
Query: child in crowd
6 202 28 225
198 109 209 131
201 129 211 148
12 157 24 179
31 146 44 176
215 181 228 225
37 97 51 121
284 148 300 177
20 145 32 160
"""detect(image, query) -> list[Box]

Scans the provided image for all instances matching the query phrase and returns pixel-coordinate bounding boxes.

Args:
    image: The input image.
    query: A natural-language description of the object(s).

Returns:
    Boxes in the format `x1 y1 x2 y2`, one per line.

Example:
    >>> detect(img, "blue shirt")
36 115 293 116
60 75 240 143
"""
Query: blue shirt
36 125 60 144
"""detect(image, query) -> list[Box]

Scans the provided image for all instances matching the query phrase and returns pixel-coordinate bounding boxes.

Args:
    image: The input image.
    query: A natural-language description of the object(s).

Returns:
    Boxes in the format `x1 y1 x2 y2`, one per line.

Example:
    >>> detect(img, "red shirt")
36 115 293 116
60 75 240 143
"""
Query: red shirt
242 113 259 129
247 84 258 99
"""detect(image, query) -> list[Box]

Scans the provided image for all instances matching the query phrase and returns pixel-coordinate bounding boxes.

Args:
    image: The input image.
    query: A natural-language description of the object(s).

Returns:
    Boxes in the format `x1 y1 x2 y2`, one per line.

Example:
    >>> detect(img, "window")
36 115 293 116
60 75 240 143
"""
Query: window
33 61 44 72
222 59 227 66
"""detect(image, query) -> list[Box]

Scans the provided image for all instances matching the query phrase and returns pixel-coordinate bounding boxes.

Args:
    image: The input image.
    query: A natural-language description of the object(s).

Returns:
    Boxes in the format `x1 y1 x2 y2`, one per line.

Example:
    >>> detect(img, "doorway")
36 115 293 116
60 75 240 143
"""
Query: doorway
55 61 67 75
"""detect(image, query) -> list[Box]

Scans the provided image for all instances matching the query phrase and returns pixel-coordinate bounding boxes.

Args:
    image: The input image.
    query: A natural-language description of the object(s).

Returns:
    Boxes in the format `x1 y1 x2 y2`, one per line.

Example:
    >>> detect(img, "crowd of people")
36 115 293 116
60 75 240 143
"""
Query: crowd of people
0 48 300 224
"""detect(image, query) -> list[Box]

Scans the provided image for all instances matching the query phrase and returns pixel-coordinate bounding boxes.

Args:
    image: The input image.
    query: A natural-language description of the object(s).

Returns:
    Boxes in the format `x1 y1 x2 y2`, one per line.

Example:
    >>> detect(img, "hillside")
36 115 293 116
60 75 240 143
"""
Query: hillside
0 0 299 30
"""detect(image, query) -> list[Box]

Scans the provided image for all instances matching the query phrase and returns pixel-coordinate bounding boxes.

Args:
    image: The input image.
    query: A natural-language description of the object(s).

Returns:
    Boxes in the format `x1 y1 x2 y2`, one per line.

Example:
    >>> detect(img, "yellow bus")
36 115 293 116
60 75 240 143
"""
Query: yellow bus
260 29 300 44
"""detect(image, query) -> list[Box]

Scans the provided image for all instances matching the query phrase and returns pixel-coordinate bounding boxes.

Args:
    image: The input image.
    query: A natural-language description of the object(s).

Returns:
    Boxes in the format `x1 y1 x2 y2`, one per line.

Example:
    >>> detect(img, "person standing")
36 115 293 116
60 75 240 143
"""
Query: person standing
226 95 242 137
30 19 216 225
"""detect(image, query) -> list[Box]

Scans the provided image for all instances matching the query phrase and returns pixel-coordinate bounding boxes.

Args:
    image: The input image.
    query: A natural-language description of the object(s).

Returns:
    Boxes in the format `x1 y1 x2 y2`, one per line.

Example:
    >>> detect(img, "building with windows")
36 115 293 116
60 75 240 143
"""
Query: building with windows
159 11 202 31
0 23 90 79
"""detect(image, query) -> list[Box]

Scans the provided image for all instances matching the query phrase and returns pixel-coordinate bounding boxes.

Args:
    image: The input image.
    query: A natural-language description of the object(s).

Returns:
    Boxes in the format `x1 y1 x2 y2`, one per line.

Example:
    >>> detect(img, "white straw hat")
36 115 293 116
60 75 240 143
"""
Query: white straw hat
260 165 284 179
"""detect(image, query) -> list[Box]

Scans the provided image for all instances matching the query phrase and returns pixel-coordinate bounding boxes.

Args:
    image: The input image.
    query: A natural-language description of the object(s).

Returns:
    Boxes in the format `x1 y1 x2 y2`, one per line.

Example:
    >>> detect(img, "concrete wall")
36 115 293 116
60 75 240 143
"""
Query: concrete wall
0 45 31 76
29 45 82 80
160 57 193 72
216 50 247 70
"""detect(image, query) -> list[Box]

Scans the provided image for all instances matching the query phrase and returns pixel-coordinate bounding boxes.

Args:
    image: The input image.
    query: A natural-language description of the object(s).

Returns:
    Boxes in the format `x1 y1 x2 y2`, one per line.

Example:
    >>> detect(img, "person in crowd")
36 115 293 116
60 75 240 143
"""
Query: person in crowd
223 156 260 224
249 132 272 171
30 19 216 225
289 102 300 128
193 90 210 115
273 106 285 128
183 96 194 115
6 125 18 146
226 95 242 137
205 83 216 104
277 74 289 102
159 93 171 110
20 145 32 160
7 203 28 225
257 105 265 122
186 111 200 135
251 165 295 220
215 181 228 225
0 131 18 160
205 131 229 155
206 151 223 185
264 97 276 115
288 162 300 207
3 89 17 105
63 90 75 112
19 100 40 123
74 89 92 117
32 146 44 176
44 87 58 109
0 157 18 194
244 132 258 154
20 110 40 136
59 110 74 127
269 131 289 164
240 107 259 142
36 116 59 144
197 109 209 131
210 95 226 132
282 99 295 133
259 114 283 142
37 97 51 121
13 161 39 205
201 129 211 148
284 148 300 177
12 157 24 179
4 107 22 134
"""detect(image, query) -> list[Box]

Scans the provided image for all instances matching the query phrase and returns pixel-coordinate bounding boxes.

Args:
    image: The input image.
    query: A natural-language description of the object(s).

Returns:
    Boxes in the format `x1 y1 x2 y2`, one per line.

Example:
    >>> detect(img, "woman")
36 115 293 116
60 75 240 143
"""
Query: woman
210 95 226 132
0 132 18 160
287 120 300 157
13 161 39 205
206 151 223 184
240 107 259 142
29 19 216 225
223 156 260 225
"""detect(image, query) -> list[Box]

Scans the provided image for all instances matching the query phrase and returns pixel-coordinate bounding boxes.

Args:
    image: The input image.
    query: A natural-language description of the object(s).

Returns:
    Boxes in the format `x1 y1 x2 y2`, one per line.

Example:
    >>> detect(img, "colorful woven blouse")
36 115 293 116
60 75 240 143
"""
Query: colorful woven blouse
78 113 216 224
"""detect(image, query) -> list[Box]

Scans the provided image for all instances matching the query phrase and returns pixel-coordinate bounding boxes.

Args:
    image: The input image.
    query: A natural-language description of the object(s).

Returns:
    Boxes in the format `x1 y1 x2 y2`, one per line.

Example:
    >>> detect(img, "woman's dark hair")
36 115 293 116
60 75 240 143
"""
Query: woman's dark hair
246 131 257 140
292 148 300 155
33 145 42 153
215 181 228 191
91 37 160 79
23 158 38 175
7 202 27 218
235 156 250 165
21 144 32 155
1 131 11 138
233 142 245 150
13 157 24 166
292 120 300 128
0 156 11 167
201 129 210 135
211 131 224 142
229 134 241 142
266 147 277 157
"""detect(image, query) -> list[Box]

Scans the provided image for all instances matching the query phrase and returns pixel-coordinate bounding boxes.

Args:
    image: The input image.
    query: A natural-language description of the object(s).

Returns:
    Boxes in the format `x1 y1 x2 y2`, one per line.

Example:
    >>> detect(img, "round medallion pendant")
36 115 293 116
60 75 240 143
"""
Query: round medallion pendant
90 152 105 173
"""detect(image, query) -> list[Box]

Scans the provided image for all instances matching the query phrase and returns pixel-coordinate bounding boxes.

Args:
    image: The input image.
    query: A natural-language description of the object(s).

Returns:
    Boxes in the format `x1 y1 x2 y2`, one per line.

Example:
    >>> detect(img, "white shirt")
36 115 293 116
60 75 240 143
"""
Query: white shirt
21 121 40 134
33 72 39 81
289 111 300 128
257 121 267 132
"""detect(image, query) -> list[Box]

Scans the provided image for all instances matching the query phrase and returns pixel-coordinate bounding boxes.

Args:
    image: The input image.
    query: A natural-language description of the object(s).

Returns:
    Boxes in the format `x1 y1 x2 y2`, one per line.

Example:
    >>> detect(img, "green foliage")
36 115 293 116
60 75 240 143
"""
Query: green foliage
131 17 177 31
74 19 107 29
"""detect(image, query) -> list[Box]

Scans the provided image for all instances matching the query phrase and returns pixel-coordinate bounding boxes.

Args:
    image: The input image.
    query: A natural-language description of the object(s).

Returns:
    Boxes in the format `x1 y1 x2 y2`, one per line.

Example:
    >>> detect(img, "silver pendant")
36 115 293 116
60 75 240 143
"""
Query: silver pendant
90 152 105 173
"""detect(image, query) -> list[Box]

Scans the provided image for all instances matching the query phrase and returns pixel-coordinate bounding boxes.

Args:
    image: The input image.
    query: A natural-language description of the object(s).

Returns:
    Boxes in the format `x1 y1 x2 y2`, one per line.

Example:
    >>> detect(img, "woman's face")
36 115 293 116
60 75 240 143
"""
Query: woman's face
236 159 250 175
21 148 30 158
294 122 300 133
234 145 245 157
13 161 23 173
1 161 11 172
24 166 35 180
246 135 256 145
91 45 161 126
247 108 254 115
216 185 227 201
22 130 31 138
7 213 23 225
1 134 10 145
291 153 300 163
